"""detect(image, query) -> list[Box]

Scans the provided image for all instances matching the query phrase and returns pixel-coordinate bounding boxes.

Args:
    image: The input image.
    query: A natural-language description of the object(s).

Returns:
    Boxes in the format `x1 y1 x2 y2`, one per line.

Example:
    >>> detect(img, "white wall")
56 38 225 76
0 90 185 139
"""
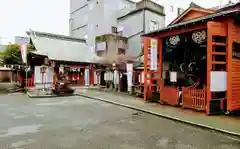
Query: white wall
70 0 87 13
144 10 165 33
71 6 89 30
71 26 87 38
118 11 144 37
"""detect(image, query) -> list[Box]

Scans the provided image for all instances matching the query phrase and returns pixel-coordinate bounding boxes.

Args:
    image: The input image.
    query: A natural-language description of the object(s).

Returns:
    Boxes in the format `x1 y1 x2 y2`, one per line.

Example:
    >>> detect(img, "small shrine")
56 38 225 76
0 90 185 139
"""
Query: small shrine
142 3 240 115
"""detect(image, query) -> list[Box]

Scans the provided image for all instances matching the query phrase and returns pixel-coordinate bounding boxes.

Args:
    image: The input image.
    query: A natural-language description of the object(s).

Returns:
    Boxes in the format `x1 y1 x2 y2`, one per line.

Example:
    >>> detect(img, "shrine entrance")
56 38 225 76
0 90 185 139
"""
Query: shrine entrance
161 29 207 107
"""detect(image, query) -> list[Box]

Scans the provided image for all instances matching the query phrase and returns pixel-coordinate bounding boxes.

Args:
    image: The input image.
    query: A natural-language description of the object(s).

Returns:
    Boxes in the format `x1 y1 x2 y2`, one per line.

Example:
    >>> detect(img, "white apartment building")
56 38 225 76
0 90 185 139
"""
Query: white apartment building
69 0 165 57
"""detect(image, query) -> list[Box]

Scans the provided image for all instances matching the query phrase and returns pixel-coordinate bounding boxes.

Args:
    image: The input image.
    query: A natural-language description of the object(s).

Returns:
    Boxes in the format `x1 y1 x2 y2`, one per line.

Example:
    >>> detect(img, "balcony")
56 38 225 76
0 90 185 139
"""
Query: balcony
95 34 128 57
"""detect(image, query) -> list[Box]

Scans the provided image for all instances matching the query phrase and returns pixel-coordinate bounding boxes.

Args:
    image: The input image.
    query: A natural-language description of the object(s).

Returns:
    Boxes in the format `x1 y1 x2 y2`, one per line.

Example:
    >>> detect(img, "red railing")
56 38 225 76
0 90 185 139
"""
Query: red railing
182 85 206 111
160 86 179 106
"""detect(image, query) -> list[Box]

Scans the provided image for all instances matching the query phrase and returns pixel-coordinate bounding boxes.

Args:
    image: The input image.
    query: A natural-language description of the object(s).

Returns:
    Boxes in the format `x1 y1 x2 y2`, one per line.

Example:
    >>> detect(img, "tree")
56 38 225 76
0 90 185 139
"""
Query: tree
0 44 33 64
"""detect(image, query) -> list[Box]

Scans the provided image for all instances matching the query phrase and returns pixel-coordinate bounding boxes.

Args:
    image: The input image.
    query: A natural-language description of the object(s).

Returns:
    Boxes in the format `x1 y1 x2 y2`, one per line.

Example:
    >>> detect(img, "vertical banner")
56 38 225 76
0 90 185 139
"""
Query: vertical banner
84 69 90 86
126 63 133 91
150 39 157 71
20 44 27 64
94 71 97 85
113 70 119 88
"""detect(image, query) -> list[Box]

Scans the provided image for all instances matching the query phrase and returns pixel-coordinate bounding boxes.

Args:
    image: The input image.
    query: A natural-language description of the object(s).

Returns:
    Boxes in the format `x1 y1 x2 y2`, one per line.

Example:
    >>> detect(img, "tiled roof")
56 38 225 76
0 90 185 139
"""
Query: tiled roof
28 30 101 63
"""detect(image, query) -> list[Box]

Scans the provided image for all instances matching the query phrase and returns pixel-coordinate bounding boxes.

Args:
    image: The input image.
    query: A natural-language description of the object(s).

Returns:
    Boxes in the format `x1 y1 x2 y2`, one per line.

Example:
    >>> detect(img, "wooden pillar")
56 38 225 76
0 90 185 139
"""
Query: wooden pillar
53 68 57 88
143 37 149 101
90 64 94 85
158 39 163 92
227 20 233 112
206 23 213 115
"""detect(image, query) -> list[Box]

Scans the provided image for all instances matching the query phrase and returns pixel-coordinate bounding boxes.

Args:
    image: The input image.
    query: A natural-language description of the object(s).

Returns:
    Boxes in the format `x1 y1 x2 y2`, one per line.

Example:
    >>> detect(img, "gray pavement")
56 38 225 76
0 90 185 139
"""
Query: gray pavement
0 94 239 149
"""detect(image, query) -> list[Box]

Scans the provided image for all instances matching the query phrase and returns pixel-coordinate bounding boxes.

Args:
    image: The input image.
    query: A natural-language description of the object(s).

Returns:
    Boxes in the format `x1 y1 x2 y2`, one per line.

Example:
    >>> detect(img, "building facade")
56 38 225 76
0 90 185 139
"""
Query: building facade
69 0 165 57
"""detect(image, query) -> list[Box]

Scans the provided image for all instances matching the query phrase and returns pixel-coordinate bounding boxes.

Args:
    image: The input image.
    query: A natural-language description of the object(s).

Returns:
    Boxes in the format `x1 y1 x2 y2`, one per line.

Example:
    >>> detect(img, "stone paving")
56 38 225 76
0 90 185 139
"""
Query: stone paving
0 94 240 149
76 89 240 137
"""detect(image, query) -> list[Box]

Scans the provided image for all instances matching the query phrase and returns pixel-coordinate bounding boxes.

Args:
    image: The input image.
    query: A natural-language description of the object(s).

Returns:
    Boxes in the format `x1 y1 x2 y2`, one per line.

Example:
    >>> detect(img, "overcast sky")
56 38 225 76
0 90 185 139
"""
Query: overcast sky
0 0 238 44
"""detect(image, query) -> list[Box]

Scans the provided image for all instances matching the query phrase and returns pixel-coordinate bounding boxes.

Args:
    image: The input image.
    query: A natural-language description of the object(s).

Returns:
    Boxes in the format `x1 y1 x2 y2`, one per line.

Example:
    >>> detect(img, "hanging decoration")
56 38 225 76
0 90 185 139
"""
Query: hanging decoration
192 30 206 44
169 35 180 45
165 35 180 50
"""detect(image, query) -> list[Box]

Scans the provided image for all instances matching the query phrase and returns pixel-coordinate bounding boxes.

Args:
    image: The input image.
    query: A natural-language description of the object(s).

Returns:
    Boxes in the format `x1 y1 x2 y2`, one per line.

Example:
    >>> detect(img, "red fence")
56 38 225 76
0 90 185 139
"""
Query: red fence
182 85 206 111
17 75 35 88
160 86 179 106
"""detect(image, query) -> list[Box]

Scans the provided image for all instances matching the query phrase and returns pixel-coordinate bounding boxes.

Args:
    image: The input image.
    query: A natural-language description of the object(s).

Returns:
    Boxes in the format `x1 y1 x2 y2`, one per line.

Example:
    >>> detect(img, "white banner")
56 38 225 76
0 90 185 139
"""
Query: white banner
126 63 133 91
84 69 90 86
150 39 158 71
20 44 27 64
126 63 133 72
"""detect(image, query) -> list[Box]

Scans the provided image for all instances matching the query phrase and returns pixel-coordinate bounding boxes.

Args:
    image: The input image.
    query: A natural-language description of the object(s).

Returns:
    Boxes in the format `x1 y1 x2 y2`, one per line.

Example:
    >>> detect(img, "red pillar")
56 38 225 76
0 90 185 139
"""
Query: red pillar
90 64 94 85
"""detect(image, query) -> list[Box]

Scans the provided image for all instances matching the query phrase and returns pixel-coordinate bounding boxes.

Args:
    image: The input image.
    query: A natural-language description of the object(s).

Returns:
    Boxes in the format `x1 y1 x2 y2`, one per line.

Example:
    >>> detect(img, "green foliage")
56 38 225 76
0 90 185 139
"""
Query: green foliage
0 44 33 64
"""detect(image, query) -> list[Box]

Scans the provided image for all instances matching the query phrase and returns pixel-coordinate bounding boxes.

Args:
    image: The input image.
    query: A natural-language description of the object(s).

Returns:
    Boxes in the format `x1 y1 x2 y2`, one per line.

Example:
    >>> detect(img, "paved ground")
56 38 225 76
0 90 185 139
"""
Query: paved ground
0 94 239 149
76 89 240 136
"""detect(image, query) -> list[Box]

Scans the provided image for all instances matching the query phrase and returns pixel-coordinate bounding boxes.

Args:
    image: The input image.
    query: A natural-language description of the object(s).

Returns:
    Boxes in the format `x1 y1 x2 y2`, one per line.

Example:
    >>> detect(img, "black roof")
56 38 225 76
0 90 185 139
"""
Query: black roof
143 9 239 37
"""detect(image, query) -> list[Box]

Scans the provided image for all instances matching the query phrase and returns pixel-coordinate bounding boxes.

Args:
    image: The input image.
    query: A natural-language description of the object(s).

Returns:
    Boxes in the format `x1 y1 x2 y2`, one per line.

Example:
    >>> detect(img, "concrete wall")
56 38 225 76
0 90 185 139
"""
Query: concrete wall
144 10 165 33
118 9 165 57
0 70 12 82
70 0 87 13
69 0 165 56
69 0 134 47
127 33 142 56
117 11 143 57
118 11 144 37
96 36 128 57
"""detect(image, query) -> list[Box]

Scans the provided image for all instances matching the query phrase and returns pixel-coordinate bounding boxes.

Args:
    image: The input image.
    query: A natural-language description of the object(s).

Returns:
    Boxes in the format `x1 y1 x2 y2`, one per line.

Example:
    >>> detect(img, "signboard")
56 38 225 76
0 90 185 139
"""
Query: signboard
210 71 227 91
96 42 106 51
150 39 158 70
20 44 27 64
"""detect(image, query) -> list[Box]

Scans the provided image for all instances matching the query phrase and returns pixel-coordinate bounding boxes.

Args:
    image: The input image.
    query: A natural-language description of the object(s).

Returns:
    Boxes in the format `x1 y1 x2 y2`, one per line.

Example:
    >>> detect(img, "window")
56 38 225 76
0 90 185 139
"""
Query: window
118 48 126 55
150 20 158 32
112 26 117 33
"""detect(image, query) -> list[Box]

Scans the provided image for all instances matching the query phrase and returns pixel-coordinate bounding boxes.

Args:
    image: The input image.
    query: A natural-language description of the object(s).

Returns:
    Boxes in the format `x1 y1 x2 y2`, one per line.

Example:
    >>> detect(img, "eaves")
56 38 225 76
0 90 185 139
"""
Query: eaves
117 7 165 20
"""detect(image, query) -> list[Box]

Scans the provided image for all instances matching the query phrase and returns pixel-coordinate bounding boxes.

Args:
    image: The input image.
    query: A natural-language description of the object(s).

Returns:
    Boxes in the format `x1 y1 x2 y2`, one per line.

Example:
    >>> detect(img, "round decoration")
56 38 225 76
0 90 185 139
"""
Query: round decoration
165 35 180 49
169 35 180 46
192 30 206 44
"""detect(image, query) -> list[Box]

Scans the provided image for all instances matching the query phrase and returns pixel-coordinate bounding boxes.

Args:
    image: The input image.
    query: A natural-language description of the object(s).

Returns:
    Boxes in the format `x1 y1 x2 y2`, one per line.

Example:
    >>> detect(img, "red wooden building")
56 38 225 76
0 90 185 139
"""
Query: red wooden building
142 3 240 115
26 30 101 88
